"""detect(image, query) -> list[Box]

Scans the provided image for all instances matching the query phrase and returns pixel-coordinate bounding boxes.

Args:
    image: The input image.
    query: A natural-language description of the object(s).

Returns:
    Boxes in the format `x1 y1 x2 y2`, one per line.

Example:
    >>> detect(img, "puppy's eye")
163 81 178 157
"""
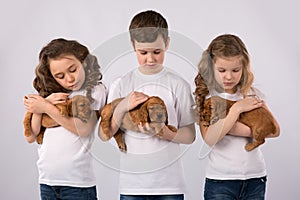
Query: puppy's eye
149 107 154 110
79 103 86 107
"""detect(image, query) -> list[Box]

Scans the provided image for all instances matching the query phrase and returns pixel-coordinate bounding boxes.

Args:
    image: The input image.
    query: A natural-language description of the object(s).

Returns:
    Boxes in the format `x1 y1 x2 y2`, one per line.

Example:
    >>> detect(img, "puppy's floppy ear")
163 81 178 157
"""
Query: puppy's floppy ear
165 111 169 125
67 98 75 117
139 100 150 123
159 98 168 125
212 97 227 119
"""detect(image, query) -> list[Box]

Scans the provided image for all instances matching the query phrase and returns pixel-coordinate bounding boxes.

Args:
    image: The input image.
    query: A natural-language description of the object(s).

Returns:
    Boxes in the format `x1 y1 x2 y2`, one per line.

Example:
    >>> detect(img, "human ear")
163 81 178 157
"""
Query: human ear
165 37 170 50
131 41 136 51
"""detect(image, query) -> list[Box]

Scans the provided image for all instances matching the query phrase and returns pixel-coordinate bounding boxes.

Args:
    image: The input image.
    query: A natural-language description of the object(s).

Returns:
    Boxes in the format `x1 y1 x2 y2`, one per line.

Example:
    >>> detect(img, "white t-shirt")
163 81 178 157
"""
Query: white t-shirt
108 67 195 195
37 84 107 187
205 88 267 180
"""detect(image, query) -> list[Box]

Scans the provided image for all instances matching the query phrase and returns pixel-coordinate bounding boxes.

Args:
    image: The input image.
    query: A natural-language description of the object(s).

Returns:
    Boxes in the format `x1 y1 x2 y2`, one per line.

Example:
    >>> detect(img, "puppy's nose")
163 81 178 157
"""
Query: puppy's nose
157 113 163 119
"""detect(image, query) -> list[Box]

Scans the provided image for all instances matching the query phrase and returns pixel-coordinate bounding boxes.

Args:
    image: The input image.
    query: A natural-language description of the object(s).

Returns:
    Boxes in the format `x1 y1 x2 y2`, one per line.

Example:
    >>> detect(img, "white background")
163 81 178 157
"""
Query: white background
1 0 299 199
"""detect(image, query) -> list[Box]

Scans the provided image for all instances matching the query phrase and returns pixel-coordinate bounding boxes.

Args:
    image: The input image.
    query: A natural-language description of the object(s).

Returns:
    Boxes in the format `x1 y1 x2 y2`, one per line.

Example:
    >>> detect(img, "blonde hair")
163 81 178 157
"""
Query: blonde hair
194 34 254 115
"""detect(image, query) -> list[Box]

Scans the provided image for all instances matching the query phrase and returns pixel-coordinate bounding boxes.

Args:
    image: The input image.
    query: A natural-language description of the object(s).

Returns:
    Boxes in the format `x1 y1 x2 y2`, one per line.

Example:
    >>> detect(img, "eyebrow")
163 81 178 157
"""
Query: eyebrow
137 48 162 51
215 65 242 69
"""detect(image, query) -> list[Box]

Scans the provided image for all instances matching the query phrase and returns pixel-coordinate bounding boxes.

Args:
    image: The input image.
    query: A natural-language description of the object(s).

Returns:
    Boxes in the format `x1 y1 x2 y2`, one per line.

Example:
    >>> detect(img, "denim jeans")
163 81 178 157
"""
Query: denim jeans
204 176 267 200
120 194 184 200
40 184 97 200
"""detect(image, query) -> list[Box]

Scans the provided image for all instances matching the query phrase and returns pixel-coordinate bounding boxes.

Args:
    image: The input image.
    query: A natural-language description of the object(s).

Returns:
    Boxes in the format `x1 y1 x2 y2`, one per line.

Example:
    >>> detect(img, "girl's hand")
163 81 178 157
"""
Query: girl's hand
45 93 69 105
23 94 49 114
231 96 263 114
119 91 149 113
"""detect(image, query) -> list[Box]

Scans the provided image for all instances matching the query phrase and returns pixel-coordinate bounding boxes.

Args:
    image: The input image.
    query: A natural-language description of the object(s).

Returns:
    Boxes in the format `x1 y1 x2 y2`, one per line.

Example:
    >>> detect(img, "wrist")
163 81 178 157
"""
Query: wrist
229 105 242 115
43 101 56 114
156 124 166 139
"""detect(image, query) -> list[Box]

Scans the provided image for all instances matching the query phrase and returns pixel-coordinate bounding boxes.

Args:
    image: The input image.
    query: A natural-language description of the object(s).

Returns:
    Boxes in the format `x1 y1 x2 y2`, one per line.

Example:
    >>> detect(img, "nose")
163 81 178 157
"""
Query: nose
224 71 232 80
65 73 75 83
157 113 163 119
147 53 155 63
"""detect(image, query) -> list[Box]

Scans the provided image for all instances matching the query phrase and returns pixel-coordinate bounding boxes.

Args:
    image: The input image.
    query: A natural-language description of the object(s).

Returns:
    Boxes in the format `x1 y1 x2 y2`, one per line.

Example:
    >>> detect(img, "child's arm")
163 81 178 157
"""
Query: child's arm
98 91 149 140
228 101 280 138
26 94 97 137
200 97 263 147
227 122 252 137
23 96 42 143
157 123 196 144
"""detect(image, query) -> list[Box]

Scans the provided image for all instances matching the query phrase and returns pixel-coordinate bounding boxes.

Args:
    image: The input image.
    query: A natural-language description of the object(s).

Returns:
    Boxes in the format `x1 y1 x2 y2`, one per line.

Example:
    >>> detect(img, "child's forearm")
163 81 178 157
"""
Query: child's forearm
201 107 240 146
98 102 127 140
25 113 42 143
45 103 97 137
227 122 252 137
160 123 196 144
31 113 42 136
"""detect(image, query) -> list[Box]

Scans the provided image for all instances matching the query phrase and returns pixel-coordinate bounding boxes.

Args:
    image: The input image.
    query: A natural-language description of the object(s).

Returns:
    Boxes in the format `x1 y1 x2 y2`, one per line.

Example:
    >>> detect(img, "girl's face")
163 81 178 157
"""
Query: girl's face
49 54 85 91
133 35 169 75
214 56 243 94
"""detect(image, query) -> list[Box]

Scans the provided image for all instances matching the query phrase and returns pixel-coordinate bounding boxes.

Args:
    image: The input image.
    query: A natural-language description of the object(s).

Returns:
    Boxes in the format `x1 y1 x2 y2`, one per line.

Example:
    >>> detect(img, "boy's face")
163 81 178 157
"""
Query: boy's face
133 35 169 74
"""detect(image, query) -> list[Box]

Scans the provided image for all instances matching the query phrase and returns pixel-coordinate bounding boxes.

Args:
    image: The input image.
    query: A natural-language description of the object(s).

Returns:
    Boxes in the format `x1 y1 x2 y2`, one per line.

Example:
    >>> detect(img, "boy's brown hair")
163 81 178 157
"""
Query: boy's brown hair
129 10 169 45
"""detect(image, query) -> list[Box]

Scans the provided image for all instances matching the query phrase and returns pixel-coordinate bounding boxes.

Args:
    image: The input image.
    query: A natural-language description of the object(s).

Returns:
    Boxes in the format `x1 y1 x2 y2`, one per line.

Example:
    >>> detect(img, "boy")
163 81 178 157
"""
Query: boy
98 10 196 200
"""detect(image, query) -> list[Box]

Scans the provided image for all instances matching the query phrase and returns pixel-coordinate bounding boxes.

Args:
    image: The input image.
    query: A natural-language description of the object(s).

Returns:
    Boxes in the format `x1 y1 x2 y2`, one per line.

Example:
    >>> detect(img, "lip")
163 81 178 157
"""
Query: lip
69 83 78 89
223 82 234 86
145 63 157 67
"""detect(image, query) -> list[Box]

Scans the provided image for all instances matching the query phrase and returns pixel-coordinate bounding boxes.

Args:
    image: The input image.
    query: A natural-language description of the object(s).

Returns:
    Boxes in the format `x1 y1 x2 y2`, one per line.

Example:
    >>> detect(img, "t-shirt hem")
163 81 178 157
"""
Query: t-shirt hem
206 171 267 180
39 179 96 188
120 188 185 195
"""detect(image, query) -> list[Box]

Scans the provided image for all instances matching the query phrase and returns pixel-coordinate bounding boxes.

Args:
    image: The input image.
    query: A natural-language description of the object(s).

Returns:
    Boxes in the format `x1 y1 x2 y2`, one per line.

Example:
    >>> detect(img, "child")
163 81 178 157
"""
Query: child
23 38 107 200
194 34 280 200
98 10 196 200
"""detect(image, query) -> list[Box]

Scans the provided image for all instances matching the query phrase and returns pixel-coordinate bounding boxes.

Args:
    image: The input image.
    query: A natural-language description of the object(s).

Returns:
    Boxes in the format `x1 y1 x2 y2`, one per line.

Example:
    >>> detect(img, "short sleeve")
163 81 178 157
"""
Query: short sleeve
176 80 196 127
107 77 123 103
91 84 107 110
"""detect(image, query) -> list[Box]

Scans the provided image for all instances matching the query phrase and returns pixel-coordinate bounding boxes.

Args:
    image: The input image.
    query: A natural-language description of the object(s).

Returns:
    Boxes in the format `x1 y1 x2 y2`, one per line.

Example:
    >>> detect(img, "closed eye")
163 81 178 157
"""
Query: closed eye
148 106 154 111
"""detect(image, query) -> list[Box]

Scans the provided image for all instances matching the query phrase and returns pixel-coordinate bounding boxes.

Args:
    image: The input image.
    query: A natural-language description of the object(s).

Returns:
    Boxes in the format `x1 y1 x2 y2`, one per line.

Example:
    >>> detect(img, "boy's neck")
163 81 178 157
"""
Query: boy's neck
138 65 164 75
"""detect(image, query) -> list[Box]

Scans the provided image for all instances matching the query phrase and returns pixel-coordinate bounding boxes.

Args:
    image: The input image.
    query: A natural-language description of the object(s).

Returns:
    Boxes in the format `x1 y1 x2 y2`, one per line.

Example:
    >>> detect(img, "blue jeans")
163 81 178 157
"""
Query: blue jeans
120 194 184 200
204 176 267 200
40 184 97 200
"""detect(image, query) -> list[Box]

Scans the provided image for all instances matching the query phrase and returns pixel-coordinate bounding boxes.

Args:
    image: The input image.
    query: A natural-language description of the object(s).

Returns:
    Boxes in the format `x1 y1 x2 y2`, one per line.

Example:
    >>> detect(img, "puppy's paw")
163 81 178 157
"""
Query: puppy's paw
118 142 127 153
167 125 177 132
245 143 255 152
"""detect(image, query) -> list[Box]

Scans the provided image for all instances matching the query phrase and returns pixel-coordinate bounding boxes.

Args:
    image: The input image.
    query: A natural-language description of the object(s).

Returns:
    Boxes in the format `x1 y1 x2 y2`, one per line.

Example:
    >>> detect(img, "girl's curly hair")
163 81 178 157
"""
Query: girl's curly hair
33 38 102 103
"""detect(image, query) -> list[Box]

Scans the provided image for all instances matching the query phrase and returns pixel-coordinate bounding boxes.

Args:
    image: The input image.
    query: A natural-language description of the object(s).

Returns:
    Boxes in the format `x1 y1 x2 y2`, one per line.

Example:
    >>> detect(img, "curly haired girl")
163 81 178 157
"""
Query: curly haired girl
23 38 106 200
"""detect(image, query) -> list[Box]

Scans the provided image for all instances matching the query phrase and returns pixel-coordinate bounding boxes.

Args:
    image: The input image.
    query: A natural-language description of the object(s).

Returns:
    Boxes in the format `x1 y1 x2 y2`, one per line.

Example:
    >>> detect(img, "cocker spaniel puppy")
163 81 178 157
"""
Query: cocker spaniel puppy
100 96 177 152
201 96 277 151
23 95 92 144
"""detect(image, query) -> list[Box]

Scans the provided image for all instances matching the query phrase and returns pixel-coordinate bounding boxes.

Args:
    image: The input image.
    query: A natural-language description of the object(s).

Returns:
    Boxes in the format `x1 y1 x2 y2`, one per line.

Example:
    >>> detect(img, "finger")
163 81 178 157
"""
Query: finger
27 94 39 99
136 96 148 105
57 92 70 96
144 123 151 131
138 123 146 133
23 96 28 103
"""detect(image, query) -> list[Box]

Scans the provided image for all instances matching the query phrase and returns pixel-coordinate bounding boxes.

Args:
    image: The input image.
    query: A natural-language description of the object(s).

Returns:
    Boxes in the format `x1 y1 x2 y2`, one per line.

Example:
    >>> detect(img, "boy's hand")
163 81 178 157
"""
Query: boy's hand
119 91 149 113
137 122 158 136
46 93 69 105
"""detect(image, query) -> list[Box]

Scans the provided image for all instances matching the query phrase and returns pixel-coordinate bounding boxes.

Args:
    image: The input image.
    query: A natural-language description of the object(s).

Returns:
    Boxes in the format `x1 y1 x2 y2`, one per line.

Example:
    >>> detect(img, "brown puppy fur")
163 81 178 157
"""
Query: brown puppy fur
100 96 177 152
23 95 92 144
201 96 277 151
